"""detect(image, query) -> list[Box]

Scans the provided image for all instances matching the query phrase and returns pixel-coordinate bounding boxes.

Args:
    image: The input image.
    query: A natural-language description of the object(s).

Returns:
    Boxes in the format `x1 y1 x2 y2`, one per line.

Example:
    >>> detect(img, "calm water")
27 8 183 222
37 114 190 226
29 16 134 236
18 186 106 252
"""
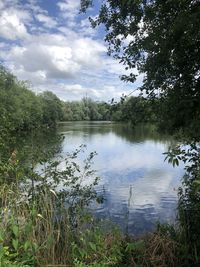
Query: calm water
58 121 184 235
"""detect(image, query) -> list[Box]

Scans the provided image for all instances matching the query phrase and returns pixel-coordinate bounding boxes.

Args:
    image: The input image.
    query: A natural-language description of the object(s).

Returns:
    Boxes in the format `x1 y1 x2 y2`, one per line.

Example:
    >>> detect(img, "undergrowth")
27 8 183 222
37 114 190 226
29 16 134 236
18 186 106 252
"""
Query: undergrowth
0 144 199 266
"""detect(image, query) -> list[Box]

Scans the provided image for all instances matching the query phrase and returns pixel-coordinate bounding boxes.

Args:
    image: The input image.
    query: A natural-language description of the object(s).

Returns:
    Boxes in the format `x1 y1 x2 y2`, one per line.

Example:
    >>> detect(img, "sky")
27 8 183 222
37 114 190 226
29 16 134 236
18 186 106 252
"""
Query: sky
0 0 143 101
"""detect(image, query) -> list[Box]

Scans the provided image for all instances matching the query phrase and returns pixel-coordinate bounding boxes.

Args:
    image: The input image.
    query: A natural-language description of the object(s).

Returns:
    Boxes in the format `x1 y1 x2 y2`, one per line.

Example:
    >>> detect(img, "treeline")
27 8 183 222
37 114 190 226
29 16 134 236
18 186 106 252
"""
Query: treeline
0 65 159 132
61 98 111 121
61 96 158 124
0 66 63 132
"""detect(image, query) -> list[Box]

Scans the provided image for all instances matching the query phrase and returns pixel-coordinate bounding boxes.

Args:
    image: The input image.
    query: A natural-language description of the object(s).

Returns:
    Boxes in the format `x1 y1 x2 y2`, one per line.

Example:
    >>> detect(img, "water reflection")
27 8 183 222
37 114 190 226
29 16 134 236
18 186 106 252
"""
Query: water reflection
58 121 184 235
0 129 63 164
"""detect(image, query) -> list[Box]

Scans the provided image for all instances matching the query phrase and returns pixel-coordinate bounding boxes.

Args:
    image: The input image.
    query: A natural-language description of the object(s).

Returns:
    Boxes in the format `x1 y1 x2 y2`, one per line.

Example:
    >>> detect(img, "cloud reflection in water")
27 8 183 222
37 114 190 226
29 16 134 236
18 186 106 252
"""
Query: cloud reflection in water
59 122 184 235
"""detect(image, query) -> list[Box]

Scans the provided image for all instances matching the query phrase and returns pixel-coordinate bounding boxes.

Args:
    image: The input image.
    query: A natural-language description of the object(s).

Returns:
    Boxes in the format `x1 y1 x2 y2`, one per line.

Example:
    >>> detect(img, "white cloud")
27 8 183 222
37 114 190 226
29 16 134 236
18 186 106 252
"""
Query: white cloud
8 64 47 86
57 0 80 14
105 58 128 75
0 42 7 49
57 0 80 27
6 43 78 79
4 32 106 80
0 0 142 101
0 10 29 40
73 38 106 67
0 0 19 9
38 82 129 101
79 18 97 37
35 14 57 28
34 82 87 100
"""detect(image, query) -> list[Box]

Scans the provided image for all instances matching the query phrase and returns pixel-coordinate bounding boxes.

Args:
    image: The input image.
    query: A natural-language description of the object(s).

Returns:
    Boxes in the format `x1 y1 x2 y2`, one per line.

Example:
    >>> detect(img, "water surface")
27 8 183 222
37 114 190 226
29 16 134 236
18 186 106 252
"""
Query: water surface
58 121 184 235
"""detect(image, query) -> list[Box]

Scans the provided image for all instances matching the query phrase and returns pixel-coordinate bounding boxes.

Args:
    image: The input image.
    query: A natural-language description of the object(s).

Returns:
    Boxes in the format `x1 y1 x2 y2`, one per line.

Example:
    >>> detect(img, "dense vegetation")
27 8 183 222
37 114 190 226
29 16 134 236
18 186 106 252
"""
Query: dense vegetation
62 97 111 121
0 0 200 266
61 96 158 124
81 0 200 136
0 67 63 133
0 65 157 126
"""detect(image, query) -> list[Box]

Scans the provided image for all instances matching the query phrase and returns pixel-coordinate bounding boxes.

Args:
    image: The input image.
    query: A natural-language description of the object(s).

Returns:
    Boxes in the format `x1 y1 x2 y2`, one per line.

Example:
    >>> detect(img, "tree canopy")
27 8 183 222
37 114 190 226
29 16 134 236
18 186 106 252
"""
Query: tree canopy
0 66 63 133
81 0 200 136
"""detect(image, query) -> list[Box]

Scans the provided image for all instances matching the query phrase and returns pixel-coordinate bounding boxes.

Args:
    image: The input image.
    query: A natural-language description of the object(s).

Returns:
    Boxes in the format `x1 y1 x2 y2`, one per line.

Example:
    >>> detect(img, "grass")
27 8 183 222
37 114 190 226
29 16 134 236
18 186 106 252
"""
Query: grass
0 182 185 267
0 147 199 267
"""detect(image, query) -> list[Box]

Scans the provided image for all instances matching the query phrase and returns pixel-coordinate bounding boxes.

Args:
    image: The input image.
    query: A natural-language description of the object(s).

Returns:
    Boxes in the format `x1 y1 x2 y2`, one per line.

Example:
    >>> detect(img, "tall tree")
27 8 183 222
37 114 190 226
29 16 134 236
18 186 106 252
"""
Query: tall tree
81 0 200 136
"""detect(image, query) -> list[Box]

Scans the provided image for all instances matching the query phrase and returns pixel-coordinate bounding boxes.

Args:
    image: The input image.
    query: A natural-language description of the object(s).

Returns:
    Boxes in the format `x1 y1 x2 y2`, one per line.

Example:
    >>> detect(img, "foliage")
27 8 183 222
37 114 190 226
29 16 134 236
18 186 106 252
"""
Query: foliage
61 97 112 121
1 0 200 263
164 141 200 265
111 95 157 125
0 66 63 134
72 224 123 266
0 65 158 126
61 96 157 125
80 0 200 136
39 91 63 126
0 128 63 185
0 144 103 266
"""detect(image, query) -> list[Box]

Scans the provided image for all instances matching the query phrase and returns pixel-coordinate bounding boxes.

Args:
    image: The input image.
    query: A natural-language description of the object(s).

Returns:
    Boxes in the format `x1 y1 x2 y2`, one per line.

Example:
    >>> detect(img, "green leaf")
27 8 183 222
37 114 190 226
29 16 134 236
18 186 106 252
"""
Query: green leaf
12 239 19 251
32 242 38 252
12 225 19 238
0 231 4 242
125 240 144 252
89 242 96 252
172 158 179 167
194 180 200 185
24 241 31 251
79 249 86 259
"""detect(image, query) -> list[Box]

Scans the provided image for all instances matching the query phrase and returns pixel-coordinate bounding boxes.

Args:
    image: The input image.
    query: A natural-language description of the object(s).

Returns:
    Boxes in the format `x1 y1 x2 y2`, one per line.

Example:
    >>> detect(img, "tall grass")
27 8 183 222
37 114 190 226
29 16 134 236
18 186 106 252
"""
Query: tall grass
0 182 182 267
1 184 71 266
0 146 101 266
1 144 199 266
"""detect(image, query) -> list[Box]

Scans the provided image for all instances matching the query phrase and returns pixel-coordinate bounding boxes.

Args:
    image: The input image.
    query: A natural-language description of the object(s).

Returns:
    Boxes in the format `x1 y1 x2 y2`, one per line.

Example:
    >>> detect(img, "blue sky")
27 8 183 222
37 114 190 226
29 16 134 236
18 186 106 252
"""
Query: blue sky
0 0 143 101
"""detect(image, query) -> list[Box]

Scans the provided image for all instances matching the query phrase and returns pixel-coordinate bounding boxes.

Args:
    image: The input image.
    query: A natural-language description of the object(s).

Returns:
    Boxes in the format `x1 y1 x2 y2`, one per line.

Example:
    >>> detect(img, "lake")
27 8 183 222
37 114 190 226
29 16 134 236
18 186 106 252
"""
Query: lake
57 121 184 235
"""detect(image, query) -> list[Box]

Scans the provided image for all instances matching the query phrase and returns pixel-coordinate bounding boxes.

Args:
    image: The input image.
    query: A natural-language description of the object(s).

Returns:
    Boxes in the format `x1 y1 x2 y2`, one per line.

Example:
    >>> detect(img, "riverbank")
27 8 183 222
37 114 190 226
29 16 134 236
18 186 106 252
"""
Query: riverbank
0 180 193 267
0 140 197 267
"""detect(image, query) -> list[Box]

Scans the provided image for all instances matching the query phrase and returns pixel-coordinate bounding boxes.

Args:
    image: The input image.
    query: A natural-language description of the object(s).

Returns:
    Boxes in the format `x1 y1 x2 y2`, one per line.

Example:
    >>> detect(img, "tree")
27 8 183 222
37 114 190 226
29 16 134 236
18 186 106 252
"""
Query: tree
0 66 43 131
120 96 150 125
80 3 200 262
80 0 200 136
39 91 63 126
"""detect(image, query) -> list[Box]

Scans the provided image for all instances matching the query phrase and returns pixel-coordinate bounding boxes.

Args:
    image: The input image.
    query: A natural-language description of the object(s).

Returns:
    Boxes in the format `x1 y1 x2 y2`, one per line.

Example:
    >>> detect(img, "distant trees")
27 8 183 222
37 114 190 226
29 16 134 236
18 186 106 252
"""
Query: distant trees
0 66 158 130
61 98 111 121
61 95 157 125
